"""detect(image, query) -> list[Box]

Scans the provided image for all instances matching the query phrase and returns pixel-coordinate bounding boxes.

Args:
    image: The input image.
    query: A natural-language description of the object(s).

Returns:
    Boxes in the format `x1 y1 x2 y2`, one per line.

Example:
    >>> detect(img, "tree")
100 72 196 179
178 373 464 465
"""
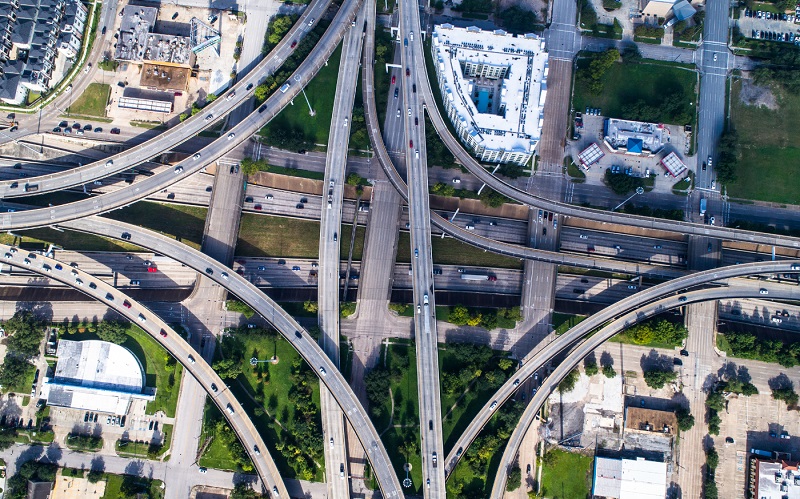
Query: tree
500 6 537 35
303 301 319 314
87 469 104 483
715 129 740 184
448 305 471 326
643 368 677 389
772 386 799 408
506 464 522 491
346 173 363 186
704 479 719 499
364 368 392 407
705 390 725 412
602 363 617 378
0 356 33 390
706 447 719 470
627 323 654 345
558 368 580 393
96 321 128 344
5 310 44 358
230 484 261 499
584 359 599 377
675 408 695 431
708 411 721 435
213 358 243 380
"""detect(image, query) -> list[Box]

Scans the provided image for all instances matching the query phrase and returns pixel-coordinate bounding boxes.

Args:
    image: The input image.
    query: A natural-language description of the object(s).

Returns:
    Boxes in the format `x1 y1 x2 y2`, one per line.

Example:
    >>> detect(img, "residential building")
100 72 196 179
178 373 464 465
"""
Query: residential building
0 0 88 104
430 24 549 166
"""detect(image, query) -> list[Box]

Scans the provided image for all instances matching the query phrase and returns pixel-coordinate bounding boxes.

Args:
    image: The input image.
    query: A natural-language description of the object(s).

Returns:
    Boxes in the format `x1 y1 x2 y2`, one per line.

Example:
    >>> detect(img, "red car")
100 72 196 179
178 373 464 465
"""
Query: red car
409 140 413 148
159 329 167 338
254 204 262 210
147 266 158 273
290 40 297 48
123 300 132 309
391 75 396 85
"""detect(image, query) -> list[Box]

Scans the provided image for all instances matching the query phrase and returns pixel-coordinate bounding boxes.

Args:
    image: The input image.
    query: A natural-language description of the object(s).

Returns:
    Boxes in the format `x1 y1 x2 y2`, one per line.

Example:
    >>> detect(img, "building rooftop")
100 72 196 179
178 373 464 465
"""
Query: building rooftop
660 151 687 177
114 5 192 65
41 339 155 414
593 456 668 499
753 459 800 499
431 24 548 156
578 142 605 168
604 118 665 156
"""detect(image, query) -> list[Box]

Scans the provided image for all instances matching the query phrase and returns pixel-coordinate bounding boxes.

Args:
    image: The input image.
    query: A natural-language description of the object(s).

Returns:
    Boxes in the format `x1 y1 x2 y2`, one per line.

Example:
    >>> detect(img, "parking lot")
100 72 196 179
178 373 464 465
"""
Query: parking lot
738 9 800 44
567 112 693 194
713 390 800 498
47 403 173 455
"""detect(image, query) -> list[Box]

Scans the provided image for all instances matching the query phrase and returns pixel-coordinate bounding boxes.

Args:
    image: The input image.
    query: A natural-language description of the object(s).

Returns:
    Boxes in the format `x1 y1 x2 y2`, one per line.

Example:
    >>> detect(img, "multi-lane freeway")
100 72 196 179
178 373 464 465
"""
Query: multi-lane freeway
0 242 289 497
317 2 367 496
56 215 405 497
0 0 360 233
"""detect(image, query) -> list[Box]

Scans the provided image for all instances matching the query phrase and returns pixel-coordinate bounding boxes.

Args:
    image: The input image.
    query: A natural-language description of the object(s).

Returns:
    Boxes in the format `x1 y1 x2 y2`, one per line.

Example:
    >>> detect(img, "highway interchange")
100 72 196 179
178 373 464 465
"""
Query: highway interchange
1 0 799 496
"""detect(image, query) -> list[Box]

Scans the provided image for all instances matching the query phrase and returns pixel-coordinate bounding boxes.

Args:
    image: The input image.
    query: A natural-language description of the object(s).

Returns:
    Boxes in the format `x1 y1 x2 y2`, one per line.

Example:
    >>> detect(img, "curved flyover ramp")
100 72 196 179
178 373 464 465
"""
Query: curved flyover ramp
0 242 289 498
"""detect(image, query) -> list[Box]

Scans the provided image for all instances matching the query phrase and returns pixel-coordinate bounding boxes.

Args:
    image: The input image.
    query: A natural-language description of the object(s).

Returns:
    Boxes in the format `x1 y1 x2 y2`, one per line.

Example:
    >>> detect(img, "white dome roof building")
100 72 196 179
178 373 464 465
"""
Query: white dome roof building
41 339 155 415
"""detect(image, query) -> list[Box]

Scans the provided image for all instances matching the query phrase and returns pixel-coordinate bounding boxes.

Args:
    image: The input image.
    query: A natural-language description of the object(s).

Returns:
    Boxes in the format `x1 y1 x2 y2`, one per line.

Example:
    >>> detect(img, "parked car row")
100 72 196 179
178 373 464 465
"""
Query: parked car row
751 29 798 43
744 9 796 22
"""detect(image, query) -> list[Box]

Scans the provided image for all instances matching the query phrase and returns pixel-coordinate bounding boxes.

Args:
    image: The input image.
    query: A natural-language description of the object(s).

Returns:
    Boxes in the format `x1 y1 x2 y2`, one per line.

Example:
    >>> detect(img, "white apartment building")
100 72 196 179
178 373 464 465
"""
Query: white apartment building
430 24 549 166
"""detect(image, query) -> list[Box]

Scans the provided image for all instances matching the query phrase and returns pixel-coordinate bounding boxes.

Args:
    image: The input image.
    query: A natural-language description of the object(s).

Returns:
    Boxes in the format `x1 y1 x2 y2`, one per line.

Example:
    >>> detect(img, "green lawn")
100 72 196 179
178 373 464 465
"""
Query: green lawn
60 325 183 417
115 423 172 459
21 194 207 251
439 347 510 453
198 403 238 470
397 233 523 269
101 474 164 499
553 313 588 335
726 79 800 203
67 83 111 118
236 214 365 260
539 448 594 499
207 331 324 480
260 44 342 148
369 341 423 494
573 57 697 126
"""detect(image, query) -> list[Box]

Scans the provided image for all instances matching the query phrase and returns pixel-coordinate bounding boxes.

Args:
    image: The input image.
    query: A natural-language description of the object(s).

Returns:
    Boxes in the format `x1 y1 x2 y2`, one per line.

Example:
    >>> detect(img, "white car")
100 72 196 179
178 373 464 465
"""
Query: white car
105 160 113 167
174 166 183 174
343 118 348 127
188 355 196 364
490 401 498 410
193 154 201 160
221 271 229 280
65 85 72 92
415 150 419 158
319 366 327 376
227 132 235 140
205 114 214 121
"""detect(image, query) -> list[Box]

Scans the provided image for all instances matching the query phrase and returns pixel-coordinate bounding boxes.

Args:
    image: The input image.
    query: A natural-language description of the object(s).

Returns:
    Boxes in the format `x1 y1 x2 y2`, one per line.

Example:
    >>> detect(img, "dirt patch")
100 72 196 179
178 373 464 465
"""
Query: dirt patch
739 78 777 110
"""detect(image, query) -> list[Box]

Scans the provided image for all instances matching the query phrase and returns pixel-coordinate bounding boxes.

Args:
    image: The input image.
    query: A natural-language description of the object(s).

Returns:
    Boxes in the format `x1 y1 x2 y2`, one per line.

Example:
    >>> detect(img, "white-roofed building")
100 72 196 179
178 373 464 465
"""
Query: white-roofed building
40 339 155 415
592 456 668 498
430 24 549 166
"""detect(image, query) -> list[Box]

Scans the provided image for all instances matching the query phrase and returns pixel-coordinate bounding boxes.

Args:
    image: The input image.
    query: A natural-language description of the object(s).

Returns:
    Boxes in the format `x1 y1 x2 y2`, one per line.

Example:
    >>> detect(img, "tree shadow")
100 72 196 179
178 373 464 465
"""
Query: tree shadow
666 481 682 499
640 349 672 372
90 455 105 472
769 373 794 391
600 351 614 367
584 352 597 369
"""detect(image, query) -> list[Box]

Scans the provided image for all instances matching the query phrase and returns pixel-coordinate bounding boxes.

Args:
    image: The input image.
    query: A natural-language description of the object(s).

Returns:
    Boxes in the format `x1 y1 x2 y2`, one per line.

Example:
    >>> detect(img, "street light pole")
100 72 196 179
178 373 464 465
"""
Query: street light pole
300 88 315 116
611 186 644 212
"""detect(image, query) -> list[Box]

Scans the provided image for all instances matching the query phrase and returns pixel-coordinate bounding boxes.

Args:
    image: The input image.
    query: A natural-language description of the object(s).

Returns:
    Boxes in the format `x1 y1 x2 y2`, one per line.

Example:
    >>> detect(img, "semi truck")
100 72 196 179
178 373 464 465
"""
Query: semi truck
460 273 497 282
750 448 773 458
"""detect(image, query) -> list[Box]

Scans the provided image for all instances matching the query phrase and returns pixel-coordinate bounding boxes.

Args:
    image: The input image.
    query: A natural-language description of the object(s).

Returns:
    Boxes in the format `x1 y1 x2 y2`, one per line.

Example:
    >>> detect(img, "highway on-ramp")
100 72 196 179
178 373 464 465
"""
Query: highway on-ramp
57 215 406 498
0 0 334 201
443 259 800 476
0 242 289 498
488 283 800 496
0 0 362 232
